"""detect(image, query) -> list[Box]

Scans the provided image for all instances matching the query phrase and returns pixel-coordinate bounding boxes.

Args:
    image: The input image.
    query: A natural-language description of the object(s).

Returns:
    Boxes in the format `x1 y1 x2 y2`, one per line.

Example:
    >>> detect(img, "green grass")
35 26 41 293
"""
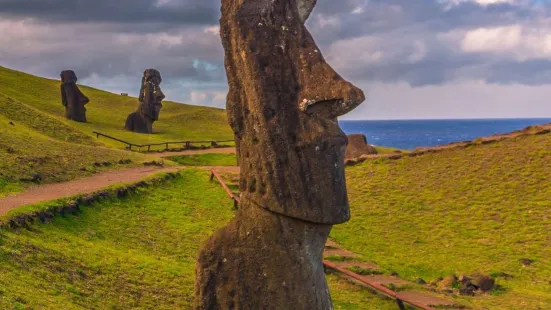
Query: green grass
0 66 232 150
166 153 237 167
0 65 233 195
333 133 551 309
0 170 396 309
0 113 151 197
374 146 406 154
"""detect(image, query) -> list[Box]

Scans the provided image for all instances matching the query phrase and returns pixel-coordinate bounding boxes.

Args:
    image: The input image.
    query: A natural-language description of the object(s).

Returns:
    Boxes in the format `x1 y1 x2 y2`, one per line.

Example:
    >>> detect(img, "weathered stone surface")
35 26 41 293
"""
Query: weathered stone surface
125 69 165 134
345 134 378 159
195 0 365 309
60 70 89 122
470 273 495 292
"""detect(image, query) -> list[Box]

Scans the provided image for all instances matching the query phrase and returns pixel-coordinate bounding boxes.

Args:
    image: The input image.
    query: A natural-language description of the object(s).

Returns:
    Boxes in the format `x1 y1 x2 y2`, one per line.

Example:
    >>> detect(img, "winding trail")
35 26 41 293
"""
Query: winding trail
0 146 240 215
0 167 180 215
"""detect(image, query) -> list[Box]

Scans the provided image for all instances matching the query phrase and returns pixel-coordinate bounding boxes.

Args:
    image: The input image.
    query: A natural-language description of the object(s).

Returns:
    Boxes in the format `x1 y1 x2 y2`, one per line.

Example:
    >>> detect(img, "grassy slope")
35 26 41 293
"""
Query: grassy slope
0 66 232 149
333 133 551 309
0 112 149 197
0 170 396 309
0 65 232 195
167 153 238 167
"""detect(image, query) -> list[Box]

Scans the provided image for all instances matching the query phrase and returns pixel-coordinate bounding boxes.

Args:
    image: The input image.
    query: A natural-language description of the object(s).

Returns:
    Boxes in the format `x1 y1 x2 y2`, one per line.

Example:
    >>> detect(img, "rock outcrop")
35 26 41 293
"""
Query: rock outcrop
345 134 378 159
125 69 165 134
60 70 89 122
194 0 366 309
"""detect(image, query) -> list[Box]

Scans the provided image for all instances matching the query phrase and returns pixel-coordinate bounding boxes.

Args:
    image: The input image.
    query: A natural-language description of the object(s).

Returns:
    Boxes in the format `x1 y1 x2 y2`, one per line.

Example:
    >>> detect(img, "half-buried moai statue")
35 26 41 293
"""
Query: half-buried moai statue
60 70 89 122
346 134 378 159
194 0 366 309
125 69 165 134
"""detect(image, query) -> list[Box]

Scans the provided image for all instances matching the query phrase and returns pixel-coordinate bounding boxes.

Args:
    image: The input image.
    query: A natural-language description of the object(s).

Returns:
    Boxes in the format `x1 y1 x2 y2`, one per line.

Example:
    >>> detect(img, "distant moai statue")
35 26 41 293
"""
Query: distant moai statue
125 69 165 134
194 0 366 309
346 134 378 159
60 70 89 122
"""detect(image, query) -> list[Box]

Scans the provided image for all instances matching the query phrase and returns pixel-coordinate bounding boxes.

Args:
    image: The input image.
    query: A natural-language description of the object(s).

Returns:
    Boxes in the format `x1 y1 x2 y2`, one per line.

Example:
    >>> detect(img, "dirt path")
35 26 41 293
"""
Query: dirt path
151 147 237 157
0 167 180 215
0 165 240 216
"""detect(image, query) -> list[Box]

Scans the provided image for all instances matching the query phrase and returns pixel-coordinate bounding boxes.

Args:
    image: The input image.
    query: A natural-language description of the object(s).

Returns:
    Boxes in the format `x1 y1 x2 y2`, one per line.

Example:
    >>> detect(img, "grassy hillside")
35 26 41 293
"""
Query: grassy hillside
333 132 551 309
0 112 151 198
0 66 232 149
0 170 396 309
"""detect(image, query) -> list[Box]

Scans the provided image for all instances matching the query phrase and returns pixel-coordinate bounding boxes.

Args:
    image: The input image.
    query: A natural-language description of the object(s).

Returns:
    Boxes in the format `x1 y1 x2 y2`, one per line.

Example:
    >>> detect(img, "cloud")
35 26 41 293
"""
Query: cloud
0 0 550 118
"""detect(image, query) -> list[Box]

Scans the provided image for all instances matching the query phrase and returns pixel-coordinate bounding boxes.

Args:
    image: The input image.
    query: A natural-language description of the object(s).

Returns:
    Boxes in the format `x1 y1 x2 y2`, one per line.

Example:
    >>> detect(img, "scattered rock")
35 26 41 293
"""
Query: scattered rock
459 285 477 296
438 275 458 290
390 271 399 277
118 159 132 165
520 258 533 266
6 147 15 153
143 160 164 167
93 162 102 167
470 273 495 292
102 162 112 167
9 121 15 126
415 278 427 285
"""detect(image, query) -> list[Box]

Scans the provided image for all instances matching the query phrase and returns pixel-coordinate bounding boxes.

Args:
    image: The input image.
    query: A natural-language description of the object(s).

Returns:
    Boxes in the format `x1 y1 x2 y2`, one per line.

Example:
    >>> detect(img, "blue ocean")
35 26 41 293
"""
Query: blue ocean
339 118 551 150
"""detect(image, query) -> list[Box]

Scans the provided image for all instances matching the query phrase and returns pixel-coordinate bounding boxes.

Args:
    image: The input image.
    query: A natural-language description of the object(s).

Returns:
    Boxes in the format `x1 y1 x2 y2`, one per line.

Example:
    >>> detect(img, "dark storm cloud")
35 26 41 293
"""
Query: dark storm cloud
0 0 219 25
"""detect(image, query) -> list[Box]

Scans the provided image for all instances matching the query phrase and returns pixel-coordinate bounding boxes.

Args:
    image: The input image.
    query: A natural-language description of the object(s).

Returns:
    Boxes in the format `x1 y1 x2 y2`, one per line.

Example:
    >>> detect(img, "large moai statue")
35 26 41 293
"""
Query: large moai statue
125 69 165 134
60 70 89 122
194 0 366 309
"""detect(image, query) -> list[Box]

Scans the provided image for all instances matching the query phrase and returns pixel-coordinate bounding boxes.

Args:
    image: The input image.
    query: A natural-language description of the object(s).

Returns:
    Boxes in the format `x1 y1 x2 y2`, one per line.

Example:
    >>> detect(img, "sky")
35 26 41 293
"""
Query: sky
1 0 551 120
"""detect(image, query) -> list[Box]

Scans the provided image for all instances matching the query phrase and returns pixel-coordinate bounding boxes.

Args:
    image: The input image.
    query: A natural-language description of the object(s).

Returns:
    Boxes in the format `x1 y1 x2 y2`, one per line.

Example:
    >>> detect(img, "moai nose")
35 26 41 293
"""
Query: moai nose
299 69 366 119
156 88 165 101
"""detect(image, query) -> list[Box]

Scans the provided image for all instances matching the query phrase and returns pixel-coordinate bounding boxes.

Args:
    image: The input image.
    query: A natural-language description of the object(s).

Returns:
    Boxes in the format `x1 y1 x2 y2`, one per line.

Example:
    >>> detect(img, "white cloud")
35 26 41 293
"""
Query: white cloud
461 24 551 60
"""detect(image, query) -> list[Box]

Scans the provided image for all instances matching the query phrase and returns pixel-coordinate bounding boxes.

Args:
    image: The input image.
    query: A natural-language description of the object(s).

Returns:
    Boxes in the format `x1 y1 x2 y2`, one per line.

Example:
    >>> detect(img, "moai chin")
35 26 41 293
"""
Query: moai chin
125 69 165 134
195 0 366 309
60 70 90 122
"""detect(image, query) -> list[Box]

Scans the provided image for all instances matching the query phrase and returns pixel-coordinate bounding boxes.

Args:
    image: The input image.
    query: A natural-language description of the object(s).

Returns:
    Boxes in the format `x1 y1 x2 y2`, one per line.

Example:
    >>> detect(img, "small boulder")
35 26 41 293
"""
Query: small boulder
415 278 427 285
470 273 495 292
31 173 43 183
520 258 533 266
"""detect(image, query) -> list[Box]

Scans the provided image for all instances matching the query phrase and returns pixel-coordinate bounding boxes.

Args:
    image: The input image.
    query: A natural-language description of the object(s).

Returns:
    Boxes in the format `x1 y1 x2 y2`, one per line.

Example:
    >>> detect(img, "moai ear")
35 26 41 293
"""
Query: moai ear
296 0 317 23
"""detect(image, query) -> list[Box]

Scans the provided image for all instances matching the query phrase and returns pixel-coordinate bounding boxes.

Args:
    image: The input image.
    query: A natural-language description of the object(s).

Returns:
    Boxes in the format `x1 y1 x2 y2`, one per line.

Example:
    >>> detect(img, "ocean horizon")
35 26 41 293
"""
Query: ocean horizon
339 118 551 150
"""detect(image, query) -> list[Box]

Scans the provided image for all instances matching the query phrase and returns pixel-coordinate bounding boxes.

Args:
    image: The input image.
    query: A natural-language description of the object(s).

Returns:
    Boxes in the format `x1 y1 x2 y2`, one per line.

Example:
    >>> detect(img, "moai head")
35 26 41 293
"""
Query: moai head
60 70 89 122
221 0 366 224
138 69 165 121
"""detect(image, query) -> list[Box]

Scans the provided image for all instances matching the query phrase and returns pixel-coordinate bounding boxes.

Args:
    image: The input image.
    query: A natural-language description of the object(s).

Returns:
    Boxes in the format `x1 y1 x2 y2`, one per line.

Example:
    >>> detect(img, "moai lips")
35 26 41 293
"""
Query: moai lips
224 0 365 224
125 69 165 134
60 70 90 122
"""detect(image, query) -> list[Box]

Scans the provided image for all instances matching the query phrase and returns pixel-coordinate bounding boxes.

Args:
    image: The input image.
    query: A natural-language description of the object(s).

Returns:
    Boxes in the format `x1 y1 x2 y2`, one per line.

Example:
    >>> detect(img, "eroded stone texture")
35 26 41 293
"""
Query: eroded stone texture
345 134 378 159
195 0 365 308
125 69 165 134
60 70 89 122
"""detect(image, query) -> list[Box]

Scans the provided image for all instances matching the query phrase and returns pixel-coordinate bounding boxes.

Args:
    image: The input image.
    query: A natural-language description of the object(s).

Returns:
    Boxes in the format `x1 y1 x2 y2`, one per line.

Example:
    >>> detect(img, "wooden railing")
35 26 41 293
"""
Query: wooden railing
93 131 234 152
208 168 434 310
210 169 240 209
